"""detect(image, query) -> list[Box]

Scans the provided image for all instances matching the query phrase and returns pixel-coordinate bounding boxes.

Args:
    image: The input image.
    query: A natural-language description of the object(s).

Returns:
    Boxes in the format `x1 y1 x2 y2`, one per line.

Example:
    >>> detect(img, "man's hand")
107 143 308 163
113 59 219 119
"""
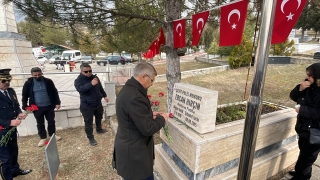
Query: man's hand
17 113 27 120
160 113 169 122
153 112 161 119
10 119 22 126
153 112 169 122
104 97 109 103
91 78 99 86
56 105 61 110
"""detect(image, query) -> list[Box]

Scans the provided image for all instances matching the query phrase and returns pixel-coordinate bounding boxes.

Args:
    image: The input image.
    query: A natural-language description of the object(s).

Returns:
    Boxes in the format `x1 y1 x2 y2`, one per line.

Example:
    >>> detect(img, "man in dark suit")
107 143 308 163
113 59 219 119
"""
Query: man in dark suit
113 63 168 180
0 69 32 180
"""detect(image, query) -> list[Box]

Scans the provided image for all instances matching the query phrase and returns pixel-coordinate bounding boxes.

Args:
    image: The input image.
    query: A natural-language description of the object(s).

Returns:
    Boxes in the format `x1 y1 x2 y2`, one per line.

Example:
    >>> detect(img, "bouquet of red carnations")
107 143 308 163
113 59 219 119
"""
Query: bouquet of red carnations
148 92 173 143
0 104 38 146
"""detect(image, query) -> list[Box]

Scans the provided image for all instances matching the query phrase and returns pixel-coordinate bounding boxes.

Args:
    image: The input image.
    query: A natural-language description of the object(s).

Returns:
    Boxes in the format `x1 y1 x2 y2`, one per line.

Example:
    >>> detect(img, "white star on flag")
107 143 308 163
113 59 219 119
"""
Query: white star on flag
231 23 237 29
286 12 294 21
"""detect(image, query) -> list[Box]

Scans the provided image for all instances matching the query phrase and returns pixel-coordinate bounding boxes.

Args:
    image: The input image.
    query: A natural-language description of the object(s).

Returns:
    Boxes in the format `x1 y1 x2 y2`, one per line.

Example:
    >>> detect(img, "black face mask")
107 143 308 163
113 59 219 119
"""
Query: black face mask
33 77 43 81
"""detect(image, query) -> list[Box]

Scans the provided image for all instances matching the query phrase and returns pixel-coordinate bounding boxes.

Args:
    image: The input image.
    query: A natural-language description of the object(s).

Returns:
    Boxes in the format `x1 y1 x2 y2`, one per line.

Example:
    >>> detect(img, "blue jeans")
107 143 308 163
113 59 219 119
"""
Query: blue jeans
122 174 154 180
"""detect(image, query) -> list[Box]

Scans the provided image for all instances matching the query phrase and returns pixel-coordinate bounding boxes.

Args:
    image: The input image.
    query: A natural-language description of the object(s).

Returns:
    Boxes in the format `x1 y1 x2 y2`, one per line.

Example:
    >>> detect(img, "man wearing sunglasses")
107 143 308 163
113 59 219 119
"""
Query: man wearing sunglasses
22 67 61 147
75 63 109 146
0 69 32 179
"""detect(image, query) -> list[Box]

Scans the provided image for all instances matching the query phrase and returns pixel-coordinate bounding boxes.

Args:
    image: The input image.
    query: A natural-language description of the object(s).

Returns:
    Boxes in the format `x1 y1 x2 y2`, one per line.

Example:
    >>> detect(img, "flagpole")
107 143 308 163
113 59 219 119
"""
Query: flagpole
237 0 277 179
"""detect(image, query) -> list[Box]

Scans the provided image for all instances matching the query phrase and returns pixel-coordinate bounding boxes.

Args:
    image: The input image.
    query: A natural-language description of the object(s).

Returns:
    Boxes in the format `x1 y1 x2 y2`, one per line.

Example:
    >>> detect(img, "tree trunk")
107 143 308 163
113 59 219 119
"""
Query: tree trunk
301 29 305 42
164 0 182 112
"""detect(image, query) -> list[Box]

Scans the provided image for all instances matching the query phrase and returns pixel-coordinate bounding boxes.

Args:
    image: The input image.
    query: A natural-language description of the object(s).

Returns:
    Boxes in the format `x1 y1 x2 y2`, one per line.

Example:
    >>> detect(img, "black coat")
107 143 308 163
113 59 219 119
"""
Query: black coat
290 84 320 136
22 77 61 110
0 88 22 134
113 77 165 179
74 74 107 108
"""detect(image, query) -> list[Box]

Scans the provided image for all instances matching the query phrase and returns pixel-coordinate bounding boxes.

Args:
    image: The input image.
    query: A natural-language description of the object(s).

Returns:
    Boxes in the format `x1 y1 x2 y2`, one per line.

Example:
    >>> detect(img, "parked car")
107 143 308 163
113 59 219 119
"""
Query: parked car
121 53 133 63
97 55 125 66
81 56 93 64
49 55 61 64
61 50 82 63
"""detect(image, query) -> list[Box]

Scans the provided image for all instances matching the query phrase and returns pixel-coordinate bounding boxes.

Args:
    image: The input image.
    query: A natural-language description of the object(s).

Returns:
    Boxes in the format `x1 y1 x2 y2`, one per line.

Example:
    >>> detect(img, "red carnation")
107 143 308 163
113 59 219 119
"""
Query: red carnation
147 94 152 99
154 100 160 106
169 112 174 118
45 141 49 145
30 104 39 111
158 92 164 97
25 104 39 114
0 126 3 131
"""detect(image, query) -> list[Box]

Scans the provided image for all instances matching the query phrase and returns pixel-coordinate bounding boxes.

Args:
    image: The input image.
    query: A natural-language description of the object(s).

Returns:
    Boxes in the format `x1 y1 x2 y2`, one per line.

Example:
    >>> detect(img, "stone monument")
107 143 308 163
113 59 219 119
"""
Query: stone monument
154 83 299 179
0 1 39 86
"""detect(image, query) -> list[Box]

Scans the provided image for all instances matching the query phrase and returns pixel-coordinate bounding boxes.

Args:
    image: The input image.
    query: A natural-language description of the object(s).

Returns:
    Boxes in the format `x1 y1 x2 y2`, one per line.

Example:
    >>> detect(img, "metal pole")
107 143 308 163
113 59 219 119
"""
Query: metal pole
237 0 277 179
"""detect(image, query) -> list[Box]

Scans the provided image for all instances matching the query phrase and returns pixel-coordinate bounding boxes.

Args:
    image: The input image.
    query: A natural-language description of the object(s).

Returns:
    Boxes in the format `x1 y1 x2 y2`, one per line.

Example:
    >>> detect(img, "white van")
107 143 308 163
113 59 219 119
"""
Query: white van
61 50 82 63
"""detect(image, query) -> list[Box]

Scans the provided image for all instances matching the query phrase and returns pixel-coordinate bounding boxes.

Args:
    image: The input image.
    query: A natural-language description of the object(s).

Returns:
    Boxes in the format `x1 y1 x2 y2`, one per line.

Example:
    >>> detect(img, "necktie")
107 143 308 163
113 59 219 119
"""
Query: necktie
4 91 11 100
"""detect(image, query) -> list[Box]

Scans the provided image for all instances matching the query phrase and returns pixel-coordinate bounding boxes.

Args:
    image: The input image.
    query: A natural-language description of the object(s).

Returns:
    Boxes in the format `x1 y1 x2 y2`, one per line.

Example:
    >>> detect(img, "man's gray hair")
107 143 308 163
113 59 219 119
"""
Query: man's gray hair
133 62 157 77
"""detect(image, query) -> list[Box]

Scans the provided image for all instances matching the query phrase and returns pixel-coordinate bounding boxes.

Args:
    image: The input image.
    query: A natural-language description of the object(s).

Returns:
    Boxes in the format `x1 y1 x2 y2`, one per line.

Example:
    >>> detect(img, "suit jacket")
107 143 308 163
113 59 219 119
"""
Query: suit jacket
0 88 22 137
113 77 165 180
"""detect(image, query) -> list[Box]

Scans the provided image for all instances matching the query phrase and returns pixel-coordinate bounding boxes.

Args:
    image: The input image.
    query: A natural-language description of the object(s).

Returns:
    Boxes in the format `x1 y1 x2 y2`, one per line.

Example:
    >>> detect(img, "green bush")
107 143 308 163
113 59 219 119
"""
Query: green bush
270 39 295 56
228 36 253 68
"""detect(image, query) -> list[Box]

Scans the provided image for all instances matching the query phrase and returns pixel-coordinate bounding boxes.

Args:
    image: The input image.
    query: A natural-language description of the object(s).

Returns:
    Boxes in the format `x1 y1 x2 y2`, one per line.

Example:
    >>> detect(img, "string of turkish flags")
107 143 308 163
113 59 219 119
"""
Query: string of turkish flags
143 0 307 58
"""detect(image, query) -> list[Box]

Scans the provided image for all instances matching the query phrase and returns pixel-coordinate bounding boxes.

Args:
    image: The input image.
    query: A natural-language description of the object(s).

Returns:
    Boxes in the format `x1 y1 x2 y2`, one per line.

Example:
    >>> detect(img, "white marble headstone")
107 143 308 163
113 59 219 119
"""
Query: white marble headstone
171 83 218 134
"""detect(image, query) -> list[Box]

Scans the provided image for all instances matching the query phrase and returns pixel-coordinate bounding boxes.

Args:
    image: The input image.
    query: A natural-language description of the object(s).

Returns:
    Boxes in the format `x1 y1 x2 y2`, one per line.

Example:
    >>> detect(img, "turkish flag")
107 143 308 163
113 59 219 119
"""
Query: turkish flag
143 39 159 58
143 49 155 59
219 0 248 46
158 27 166 45
192 11 210 46
271 0 307 44
173 19 186 48
143 27 166 58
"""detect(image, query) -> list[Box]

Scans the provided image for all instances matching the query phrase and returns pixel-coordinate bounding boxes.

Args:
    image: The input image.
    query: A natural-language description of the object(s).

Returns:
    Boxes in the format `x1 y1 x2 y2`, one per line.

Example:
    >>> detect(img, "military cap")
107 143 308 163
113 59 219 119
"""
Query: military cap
0 68 12 81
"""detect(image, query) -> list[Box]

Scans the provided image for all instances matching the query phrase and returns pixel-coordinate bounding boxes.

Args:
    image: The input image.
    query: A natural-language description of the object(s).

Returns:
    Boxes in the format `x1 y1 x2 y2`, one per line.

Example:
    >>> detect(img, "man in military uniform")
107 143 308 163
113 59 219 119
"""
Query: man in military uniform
0 69 32 180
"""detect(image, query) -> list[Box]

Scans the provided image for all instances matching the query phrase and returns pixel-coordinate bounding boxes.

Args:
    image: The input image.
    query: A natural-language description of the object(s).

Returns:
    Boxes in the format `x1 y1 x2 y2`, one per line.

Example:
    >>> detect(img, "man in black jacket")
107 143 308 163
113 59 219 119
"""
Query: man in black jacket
74 63 109 146
22 67 61 147
0 68 32 179
113 62 168 180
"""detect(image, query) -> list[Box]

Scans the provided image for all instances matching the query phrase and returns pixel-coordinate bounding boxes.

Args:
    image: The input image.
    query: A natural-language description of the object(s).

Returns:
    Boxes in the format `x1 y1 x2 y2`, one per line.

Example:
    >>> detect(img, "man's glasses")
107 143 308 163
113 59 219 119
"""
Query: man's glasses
1 80 10 83
146 74 155 82
83 70 92 73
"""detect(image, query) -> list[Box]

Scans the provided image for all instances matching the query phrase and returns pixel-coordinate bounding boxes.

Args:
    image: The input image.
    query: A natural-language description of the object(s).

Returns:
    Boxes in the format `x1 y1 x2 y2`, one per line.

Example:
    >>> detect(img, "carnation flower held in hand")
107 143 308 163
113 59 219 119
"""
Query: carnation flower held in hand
0 104 38 146
148 92 173 143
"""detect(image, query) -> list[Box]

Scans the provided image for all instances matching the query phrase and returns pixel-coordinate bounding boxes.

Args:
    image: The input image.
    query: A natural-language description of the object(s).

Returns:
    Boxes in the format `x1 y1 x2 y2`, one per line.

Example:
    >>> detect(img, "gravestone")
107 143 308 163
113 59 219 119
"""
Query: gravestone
154 83 299 180
314 52 320 60
171 83 218 134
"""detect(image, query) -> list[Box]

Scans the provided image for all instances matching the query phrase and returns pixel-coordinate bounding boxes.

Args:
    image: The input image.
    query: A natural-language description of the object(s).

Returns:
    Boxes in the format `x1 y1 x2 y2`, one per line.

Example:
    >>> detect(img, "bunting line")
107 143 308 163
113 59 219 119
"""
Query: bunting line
166 0 244 22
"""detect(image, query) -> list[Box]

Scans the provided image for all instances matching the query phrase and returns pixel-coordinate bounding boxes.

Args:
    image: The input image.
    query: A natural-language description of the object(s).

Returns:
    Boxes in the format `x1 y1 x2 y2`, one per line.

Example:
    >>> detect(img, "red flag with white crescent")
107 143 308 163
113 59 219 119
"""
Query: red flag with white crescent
143 27 166 58
219 0 248 46
173 19 186 48
271 0 307 44
192 11 210 46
